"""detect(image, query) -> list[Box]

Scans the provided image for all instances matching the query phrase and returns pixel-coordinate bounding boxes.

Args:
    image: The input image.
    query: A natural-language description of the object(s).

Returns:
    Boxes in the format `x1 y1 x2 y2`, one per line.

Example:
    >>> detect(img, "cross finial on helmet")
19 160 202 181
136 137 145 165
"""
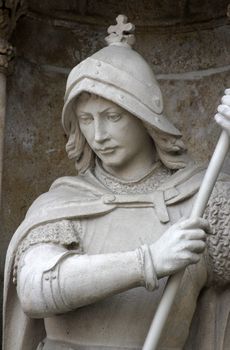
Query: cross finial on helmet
105 14 135 48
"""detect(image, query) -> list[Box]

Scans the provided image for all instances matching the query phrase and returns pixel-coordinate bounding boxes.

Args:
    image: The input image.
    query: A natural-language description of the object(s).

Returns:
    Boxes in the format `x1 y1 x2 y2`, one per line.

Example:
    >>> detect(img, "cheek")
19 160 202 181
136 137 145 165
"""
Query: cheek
120 123 148 151
108 121 130 140
119 122 140 141
79 125 94 145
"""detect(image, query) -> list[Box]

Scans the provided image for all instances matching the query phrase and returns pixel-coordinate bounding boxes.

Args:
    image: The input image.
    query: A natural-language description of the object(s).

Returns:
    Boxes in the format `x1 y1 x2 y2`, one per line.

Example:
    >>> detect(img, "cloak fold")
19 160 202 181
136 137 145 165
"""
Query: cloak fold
5 164 226 350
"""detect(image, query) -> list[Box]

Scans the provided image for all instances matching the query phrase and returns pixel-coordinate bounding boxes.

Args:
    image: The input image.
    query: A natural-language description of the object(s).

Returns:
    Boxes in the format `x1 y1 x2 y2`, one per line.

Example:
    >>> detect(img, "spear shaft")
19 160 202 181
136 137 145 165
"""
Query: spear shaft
143 129 230 350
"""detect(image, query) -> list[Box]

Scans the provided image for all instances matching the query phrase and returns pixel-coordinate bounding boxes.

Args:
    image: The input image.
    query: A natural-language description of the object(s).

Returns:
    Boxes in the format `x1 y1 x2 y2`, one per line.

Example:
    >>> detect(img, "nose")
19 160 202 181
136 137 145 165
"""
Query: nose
94 118 109 143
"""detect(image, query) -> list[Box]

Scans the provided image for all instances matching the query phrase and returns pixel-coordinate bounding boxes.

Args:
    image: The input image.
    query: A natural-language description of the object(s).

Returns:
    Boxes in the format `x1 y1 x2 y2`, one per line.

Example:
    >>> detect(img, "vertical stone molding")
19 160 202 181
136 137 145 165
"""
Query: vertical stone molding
0 0 27 38
0 39 14 74
0 0 27 202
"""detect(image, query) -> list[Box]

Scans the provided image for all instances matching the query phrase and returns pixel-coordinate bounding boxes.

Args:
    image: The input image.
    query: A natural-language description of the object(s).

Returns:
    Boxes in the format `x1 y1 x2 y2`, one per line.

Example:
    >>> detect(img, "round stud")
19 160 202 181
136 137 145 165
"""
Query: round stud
155 99 161 108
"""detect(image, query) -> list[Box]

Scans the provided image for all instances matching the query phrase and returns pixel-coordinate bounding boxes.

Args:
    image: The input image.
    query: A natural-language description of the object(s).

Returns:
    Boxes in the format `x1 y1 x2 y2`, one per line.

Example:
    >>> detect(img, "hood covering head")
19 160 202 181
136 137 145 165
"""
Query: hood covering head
62 14 181 137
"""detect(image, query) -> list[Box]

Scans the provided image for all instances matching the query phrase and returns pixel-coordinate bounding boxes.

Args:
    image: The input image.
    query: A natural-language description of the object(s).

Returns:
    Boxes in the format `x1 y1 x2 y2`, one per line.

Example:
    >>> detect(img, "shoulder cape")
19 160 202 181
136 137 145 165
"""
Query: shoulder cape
3 164 215 350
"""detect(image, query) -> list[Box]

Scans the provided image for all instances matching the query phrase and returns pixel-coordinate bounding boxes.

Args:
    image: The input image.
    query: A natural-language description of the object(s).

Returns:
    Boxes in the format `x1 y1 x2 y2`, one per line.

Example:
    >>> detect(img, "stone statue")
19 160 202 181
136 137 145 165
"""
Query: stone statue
3 15 230 350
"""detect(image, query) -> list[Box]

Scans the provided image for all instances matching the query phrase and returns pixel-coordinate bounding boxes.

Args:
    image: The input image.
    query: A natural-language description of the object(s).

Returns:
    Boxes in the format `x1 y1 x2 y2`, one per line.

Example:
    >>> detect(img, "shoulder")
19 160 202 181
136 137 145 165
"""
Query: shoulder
27 171 108 217
50 171 107 197
7 171 113 263
160 163 206 206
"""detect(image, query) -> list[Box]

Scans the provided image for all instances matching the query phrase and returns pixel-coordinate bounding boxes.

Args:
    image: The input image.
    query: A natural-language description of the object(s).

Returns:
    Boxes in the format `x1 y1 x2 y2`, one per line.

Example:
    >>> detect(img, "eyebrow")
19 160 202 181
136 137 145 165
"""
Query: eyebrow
100 107 121 115
77 107 122 116
77 112 93 117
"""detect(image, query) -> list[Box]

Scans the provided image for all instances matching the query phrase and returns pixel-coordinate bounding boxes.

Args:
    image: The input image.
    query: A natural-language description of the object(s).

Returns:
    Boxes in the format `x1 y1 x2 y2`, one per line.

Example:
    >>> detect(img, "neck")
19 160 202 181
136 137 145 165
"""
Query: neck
102 142 156 181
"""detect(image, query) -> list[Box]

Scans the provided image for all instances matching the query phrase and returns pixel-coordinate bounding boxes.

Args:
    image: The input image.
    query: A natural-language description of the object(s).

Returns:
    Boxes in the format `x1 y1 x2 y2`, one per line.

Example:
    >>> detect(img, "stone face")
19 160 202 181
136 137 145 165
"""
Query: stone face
10 13 230 75
1 1 230 347
137 25 230 74
27 0 230 25
2 58 75 257
160 72 230 167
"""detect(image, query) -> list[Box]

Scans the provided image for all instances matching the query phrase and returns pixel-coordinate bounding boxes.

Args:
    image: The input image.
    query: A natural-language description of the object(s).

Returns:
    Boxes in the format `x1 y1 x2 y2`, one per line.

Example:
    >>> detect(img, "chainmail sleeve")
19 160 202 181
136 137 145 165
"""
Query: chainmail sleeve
204 177 230 287
13 219 83 284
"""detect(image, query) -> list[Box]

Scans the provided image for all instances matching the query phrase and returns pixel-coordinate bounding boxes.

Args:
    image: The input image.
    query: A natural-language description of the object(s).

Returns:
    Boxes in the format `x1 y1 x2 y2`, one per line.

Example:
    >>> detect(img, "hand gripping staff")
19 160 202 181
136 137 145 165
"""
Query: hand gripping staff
143 93 230 350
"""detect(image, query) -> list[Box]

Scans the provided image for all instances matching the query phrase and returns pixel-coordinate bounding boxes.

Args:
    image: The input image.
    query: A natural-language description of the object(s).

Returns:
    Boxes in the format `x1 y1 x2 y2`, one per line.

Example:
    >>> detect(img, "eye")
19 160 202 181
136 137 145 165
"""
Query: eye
78 115 93 125
107 113 122 122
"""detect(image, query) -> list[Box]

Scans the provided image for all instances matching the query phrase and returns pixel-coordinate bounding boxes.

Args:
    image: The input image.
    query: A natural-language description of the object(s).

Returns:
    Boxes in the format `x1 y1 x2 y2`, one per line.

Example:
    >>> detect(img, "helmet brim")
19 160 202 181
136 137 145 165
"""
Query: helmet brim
62 77 181 137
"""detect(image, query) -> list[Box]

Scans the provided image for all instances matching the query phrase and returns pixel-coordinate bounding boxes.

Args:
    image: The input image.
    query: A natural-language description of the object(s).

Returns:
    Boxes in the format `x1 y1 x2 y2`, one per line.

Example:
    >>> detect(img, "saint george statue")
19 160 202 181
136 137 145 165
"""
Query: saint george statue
3 15 230 350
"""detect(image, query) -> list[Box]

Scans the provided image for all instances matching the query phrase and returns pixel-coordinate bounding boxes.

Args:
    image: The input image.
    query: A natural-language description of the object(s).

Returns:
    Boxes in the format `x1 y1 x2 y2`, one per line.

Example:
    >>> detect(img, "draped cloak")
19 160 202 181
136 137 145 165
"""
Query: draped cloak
3 164 230 350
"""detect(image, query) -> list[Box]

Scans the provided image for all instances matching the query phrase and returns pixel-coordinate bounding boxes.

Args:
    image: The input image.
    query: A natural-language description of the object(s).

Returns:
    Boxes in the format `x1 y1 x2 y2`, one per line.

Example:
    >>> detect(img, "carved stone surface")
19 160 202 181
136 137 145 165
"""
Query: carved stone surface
27 0 230 27
3 12 230 350
1 2 230 349
2 9 229 244
0 38 14 74
0 0 27 73
0 0 27 39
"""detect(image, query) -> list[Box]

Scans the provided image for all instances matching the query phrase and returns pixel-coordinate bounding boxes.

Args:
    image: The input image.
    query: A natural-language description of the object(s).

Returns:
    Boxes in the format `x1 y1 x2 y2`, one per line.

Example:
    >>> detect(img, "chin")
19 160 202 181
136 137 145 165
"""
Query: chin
100 156 125 169
102 159 124 169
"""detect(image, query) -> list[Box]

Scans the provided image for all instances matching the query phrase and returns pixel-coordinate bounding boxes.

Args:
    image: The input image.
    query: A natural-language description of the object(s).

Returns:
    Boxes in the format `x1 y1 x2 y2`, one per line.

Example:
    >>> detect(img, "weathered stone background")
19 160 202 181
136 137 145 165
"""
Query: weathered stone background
1 0 230 344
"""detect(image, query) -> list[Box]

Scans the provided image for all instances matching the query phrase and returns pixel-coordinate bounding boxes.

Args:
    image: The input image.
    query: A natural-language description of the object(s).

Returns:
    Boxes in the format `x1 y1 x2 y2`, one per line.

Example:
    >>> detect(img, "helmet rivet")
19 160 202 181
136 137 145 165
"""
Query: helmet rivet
155 98 161 108
119 95 124 100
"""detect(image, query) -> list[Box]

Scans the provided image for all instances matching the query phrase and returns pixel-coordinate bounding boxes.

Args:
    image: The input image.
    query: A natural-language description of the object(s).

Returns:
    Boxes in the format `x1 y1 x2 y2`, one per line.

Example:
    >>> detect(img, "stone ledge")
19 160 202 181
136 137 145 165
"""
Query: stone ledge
26 9 230 34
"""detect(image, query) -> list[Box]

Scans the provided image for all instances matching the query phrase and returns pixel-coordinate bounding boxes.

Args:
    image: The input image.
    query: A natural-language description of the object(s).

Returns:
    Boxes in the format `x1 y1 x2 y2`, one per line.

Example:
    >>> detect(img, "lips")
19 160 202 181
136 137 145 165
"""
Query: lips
97 147 116 154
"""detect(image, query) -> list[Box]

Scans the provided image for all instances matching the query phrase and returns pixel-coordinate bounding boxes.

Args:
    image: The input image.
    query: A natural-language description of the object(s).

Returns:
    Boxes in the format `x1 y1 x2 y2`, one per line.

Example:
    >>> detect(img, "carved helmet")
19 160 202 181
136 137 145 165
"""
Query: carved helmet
62 15 181 137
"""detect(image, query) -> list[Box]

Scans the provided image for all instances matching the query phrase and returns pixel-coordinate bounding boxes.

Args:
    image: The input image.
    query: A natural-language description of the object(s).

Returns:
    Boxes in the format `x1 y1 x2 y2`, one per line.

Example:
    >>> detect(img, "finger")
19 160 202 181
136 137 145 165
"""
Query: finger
180 229 207 241
180 252 200 265
217 105 230 119
221 95 230 106
183 240 206 253
179 217 211 233
215 113 230 131
189 253 201 265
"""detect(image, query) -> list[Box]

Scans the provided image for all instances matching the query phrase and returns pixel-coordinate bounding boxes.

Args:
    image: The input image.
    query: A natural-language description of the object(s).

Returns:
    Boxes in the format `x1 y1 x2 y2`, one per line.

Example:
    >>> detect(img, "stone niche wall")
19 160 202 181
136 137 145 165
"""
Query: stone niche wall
1 0 230 343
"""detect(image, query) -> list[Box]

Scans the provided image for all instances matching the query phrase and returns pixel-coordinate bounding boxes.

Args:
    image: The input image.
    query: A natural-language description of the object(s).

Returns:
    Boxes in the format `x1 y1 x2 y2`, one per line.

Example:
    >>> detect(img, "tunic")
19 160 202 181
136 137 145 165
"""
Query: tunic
4 161 230 350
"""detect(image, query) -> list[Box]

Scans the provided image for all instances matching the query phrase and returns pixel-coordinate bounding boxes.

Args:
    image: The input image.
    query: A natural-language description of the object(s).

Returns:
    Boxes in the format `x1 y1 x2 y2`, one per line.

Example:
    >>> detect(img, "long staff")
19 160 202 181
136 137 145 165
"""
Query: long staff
143 127 230 350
